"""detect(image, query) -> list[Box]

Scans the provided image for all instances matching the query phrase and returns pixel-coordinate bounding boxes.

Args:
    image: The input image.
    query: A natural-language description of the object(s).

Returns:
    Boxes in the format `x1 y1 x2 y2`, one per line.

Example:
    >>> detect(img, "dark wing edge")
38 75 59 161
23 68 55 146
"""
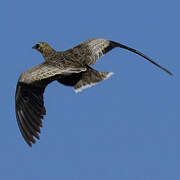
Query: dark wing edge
15 62 87 146
15 82 46 146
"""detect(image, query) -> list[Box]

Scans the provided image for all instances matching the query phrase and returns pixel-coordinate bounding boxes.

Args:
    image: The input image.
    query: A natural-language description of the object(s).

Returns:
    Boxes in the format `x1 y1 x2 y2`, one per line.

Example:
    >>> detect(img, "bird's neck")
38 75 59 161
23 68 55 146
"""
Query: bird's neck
42 49 56 61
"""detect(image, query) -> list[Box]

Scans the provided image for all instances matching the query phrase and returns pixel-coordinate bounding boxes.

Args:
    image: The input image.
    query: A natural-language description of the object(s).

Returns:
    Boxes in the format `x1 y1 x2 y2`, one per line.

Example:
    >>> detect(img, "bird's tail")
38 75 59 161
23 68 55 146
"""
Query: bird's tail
74 66 113 92
57 66 113 92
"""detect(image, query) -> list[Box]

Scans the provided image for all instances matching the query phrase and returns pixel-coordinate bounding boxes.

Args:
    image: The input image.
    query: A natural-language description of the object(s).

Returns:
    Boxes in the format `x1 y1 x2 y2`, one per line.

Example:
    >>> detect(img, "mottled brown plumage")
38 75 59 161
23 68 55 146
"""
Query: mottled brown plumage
15 38 172 146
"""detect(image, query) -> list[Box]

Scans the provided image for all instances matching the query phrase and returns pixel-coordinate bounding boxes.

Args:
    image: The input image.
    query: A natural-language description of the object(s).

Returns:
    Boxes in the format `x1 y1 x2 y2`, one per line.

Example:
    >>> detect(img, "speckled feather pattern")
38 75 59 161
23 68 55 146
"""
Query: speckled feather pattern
15 38 172 146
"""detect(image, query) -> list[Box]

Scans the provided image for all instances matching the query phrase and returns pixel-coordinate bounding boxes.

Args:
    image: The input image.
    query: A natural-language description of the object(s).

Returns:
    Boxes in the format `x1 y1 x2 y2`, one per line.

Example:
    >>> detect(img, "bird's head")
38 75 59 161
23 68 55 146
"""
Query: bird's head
32 42 53 53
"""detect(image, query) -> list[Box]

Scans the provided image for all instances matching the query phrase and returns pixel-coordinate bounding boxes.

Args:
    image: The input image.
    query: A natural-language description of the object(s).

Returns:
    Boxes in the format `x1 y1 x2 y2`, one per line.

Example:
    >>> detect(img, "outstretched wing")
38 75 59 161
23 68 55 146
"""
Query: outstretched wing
69 38 172 75
15 83 46 146
15 62 86 146
67 38 112 65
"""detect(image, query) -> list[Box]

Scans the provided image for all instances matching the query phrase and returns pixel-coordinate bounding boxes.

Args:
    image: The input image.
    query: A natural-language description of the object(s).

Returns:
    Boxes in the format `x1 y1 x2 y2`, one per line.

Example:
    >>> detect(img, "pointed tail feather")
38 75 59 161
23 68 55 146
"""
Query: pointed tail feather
110 41 172 75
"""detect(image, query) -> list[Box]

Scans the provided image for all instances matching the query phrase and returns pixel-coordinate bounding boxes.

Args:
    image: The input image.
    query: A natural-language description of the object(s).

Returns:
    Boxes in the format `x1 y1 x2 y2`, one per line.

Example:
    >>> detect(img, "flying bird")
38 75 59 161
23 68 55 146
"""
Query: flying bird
15 38 172 146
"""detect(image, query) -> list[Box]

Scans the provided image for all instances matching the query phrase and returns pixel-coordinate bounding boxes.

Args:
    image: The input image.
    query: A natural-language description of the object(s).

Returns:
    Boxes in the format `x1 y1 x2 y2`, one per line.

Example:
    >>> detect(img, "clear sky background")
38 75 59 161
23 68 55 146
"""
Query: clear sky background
1 0 179 179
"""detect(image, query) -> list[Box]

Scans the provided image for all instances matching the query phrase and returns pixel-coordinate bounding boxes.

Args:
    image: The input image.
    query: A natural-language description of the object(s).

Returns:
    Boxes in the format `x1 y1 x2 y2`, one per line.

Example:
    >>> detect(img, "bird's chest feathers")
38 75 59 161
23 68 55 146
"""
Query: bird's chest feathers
42 50 58 62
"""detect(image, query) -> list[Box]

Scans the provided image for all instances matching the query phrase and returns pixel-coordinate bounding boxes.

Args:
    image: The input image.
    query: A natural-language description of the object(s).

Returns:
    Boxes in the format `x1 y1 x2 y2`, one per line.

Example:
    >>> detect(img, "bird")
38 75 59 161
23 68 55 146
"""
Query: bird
15 38 172 146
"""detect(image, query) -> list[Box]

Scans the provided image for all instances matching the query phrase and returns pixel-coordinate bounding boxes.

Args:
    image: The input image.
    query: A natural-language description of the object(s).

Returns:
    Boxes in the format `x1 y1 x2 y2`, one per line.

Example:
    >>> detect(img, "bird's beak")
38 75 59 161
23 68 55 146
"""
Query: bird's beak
32 45 36 49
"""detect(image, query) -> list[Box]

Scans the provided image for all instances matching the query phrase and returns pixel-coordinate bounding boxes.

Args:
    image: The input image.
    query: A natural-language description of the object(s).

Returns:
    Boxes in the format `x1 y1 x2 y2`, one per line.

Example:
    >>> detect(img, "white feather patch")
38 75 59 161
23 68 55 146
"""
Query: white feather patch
74 72 114 93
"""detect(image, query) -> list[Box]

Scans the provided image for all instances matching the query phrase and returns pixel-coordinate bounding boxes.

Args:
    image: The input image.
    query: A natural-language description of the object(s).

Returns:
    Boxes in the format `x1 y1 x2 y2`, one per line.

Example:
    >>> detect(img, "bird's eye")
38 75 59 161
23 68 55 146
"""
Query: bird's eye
36 44 40 49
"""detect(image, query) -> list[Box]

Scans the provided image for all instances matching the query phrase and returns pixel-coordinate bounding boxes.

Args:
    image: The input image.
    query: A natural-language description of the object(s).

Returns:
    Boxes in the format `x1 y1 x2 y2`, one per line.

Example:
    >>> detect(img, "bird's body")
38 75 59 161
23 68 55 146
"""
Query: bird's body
15 38 172 146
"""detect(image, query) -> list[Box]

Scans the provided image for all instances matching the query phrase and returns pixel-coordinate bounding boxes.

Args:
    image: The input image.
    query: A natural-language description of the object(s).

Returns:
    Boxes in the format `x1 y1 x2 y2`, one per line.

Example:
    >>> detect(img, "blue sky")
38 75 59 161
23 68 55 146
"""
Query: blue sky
1 0 179 179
